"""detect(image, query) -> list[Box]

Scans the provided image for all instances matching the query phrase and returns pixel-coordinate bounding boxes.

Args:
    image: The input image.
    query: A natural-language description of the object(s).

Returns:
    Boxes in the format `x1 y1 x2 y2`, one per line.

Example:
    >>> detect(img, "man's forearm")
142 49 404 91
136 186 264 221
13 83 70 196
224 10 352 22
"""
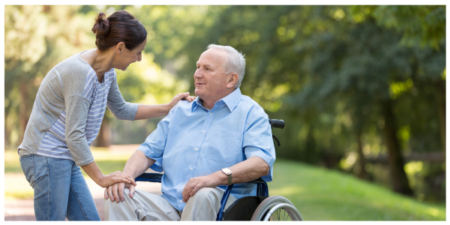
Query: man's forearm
208 156 270 186
123 150 156 178
182 157 270 202
134 104 170 120
229 156 270 183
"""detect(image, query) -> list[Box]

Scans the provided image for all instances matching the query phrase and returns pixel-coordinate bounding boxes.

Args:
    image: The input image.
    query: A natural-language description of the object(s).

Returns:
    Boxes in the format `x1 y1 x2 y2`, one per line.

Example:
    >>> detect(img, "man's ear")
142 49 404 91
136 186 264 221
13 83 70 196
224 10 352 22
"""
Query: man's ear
227 73 239 88
115 42 126 54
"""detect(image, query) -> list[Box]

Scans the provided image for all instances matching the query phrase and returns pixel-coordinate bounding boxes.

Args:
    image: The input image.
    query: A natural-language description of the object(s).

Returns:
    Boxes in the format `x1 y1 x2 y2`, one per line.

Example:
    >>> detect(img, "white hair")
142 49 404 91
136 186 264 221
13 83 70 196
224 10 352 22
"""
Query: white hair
207 44 246 88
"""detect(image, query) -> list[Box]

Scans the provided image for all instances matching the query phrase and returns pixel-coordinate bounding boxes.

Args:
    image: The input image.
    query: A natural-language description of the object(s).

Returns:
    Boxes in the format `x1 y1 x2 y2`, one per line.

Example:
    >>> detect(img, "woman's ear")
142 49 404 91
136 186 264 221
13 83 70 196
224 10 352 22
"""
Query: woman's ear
227 73 239 88
115 42 126 54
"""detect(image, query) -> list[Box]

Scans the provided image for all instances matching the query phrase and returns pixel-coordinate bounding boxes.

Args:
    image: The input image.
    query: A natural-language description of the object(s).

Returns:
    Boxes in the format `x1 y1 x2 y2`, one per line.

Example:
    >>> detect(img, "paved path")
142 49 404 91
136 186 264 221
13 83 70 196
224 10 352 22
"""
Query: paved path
4 145 162 221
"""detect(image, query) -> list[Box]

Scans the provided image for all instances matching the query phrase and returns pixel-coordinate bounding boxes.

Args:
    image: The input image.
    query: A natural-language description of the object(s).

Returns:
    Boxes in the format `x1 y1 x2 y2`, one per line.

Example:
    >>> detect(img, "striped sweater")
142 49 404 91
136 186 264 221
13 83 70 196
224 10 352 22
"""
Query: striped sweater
18 51 138 166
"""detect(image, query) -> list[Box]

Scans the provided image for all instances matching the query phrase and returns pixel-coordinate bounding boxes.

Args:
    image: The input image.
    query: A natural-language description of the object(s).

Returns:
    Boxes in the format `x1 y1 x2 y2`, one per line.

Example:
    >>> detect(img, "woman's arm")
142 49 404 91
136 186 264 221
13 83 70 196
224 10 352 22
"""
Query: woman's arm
107 76 196 120
104 149 157 202
82 161 136 188
134 92 195 120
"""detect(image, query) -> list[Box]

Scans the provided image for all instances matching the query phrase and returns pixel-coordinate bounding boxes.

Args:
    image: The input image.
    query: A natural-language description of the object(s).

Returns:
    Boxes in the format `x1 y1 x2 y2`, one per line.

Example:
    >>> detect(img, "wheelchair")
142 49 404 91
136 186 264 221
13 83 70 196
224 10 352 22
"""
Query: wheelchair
136 119 303 221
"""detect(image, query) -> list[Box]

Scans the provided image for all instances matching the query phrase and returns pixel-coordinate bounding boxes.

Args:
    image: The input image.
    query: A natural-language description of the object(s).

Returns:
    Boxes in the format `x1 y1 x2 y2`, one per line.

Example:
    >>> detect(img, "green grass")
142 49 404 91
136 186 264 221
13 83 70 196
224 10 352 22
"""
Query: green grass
269 159 446 220
5 151 446 220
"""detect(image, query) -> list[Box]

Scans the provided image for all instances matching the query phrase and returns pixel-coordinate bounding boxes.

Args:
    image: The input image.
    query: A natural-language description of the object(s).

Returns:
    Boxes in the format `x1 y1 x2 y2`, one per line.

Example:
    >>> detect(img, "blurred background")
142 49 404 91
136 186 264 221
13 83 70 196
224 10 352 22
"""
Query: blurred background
4 5 446 220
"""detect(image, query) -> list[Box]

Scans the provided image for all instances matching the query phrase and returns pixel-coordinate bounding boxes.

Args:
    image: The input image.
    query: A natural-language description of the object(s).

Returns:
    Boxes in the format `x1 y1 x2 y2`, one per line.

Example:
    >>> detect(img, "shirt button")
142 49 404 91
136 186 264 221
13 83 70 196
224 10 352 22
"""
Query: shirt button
210 113 212 115
202 130 205 133
190 167 193 170
195 148 198 151
180 200 182 203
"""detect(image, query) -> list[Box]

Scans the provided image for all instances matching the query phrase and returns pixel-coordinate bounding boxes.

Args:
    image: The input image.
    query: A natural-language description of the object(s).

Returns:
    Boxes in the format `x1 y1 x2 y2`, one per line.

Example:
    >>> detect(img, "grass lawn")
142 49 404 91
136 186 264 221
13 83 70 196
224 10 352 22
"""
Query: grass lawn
269 159 446 220
4 150 446 220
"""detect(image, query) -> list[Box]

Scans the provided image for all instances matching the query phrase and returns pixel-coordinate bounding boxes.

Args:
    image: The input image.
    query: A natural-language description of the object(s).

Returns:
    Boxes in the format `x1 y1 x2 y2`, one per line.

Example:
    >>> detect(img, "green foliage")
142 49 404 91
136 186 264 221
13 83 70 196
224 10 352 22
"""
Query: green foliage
371 6 445 49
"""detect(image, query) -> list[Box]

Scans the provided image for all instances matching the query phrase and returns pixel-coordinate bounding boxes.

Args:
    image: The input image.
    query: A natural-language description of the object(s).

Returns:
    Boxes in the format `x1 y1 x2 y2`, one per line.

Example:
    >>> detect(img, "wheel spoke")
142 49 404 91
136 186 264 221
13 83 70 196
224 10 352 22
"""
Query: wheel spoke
277 208 280 220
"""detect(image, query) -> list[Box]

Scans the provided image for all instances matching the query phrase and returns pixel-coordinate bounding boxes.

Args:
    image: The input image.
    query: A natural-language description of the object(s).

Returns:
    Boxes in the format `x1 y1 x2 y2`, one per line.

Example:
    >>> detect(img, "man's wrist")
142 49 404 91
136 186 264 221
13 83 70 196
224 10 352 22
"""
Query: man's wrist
210 172 227 187
221 168 232 186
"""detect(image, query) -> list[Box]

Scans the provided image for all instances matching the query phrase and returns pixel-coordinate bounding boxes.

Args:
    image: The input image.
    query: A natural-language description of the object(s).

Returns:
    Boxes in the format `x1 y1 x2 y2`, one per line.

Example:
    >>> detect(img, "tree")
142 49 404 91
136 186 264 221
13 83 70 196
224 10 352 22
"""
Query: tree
155 5 445 197
5 5 96 148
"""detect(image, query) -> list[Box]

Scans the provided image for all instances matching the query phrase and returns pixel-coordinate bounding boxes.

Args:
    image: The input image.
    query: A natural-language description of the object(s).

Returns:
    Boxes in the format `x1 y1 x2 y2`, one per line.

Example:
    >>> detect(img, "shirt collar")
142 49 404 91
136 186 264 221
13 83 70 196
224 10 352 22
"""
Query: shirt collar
192 88 242 112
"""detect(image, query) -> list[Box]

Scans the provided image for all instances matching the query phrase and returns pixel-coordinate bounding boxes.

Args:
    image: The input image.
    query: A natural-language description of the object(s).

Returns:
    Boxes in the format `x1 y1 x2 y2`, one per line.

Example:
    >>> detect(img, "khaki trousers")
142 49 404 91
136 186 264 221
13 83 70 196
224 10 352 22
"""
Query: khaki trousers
104 187 237 221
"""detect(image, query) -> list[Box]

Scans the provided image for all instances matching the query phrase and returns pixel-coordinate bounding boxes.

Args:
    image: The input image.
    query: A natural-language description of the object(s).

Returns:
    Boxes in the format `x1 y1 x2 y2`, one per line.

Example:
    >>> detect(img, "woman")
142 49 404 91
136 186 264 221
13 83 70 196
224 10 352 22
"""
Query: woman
18 10 193 221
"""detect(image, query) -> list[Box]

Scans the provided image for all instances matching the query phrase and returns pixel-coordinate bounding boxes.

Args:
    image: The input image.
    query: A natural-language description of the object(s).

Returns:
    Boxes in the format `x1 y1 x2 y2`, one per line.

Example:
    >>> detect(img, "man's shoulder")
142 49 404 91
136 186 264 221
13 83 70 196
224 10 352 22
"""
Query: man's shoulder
171 99 193 112
240 95 264 109
239 95 267 116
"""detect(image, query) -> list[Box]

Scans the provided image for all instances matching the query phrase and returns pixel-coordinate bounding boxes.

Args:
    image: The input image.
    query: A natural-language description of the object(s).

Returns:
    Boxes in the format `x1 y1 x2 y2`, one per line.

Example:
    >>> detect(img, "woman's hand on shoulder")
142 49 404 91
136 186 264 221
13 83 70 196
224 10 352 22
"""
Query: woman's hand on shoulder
167 92 196 109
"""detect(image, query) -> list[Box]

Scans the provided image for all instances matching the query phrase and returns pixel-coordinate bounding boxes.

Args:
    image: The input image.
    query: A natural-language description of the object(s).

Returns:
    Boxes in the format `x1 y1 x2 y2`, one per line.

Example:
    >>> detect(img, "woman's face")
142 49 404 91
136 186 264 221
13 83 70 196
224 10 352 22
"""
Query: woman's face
114 38 147 71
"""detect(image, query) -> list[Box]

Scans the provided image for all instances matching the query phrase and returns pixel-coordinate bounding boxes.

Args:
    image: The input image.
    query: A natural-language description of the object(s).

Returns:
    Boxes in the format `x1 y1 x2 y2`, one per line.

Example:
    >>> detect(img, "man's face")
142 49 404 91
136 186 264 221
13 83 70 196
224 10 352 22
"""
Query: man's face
194 49 232 103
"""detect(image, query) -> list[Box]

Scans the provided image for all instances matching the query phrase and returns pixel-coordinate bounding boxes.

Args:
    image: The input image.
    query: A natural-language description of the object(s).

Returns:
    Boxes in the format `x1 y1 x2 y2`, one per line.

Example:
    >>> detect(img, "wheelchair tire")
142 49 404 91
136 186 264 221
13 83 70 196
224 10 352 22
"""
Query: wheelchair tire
250 196 303 221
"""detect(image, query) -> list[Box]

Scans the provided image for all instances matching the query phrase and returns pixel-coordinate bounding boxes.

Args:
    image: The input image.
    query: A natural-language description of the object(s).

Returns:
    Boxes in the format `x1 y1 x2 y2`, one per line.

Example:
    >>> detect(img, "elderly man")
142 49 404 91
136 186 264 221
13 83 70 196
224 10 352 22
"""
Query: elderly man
103 44 276 221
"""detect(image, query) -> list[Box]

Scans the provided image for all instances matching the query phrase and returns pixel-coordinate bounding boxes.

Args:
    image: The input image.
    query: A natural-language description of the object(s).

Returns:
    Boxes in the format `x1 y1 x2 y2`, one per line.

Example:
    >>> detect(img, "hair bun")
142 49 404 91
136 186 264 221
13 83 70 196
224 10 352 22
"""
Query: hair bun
91 12 110 39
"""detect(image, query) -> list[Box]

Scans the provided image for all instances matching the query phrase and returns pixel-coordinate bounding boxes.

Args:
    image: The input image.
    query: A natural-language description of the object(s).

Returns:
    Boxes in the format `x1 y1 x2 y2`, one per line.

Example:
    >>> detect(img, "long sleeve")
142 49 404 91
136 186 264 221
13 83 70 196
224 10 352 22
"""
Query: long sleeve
64 95 94 166
107 74 139 120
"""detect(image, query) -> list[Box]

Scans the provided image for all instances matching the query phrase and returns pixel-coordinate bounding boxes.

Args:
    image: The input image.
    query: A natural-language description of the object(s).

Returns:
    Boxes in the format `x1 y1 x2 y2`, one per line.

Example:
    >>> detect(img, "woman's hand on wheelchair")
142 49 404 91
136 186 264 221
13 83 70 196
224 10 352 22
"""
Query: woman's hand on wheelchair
104 182 135 203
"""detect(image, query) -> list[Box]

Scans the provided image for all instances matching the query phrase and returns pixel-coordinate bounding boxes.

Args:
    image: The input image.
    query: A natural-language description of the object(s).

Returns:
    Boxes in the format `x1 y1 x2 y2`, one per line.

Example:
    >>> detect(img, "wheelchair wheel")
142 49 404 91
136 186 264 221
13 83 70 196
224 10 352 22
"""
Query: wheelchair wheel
251 196 303 221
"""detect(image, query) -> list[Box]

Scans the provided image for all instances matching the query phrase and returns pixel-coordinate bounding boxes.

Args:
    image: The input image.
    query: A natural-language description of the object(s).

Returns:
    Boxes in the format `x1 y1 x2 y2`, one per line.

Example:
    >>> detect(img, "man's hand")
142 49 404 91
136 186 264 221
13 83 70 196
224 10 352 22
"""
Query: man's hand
104 182 136 203
181 174 222 202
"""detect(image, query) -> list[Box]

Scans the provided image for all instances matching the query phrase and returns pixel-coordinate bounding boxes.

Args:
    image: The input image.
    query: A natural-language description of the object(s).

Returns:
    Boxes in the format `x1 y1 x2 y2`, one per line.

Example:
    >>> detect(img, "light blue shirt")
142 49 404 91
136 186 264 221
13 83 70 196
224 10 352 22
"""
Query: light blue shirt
137 88 276 212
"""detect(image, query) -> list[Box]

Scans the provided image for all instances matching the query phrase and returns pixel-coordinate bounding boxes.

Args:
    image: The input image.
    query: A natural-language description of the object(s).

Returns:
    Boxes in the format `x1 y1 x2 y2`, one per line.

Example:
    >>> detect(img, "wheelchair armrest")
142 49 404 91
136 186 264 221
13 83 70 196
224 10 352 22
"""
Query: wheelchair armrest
248 177 266 184
135 173 163 183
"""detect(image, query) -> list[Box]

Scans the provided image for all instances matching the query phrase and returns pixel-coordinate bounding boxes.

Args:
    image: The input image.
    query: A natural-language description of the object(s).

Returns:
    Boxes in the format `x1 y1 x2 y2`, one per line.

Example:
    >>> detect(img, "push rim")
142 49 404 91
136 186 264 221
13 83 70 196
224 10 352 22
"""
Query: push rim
251 196 303 221
262 203 301 221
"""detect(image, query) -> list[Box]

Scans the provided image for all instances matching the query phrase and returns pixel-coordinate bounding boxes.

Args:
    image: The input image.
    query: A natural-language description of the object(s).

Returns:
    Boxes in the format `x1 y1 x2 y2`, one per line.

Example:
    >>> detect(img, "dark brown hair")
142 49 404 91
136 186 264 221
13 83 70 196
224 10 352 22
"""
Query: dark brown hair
92 10 147 51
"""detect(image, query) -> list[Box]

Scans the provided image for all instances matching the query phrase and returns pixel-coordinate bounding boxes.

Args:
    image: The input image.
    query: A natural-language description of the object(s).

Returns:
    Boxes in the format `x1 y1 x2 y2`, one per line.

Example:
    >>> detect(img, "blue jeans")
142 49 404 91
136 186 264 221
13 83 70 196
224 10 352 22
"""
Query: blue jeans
19 155 100 221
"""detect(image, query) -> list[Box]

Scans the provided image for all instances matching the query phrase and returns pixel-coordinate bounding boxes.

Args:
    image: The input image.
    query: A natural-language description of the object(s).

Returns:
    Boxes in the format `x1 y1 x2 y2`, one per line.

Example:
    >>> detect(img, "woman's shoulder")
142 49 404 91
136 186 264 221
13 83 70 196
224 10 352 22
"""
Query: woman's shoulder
51 52 91 79
58 51 91 71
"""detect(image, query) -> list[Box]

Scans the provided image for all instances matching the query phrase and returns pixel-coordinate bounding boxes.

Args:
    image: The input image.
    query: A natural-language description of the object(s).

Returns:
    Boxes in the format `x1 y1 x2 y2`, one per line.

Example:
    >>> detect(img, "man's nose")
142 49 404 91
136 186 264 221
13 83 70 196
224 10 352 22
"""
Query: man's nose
194 69 202 78
137 55 142 62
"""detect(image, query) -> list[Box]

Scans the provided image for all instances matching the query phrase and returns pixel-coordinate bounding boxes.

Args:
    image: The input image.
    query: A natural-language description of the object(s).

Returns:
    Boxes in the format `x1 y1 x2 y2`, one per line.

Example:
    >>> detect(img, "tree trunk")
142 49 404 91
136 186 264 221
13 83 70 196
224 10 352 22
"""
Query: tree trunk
19 81 30 145
95 117 111 147
381 99 413 196
435 79 445 153
4 113 10 150
304 124 316 163
355 131 367 180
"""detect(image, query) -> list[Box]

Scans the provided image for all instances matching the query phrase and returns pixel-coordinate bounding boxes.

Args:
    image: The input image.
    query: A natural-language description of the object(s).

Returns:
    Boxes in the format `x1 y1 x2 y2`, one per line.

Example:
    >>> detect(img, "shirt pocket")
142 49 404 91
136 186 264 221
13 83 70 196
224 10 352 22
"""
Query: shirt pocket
204 129 243 166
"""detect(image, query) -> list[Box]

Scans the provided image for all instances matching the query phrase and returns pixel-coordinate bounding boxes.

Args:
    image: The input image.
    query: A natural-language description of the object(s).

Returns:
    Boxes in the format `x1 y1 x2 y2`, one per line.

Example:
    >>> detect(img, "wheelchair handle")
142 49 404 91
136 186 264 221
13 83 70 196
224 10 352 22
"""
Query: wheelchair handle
269 119 285 129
